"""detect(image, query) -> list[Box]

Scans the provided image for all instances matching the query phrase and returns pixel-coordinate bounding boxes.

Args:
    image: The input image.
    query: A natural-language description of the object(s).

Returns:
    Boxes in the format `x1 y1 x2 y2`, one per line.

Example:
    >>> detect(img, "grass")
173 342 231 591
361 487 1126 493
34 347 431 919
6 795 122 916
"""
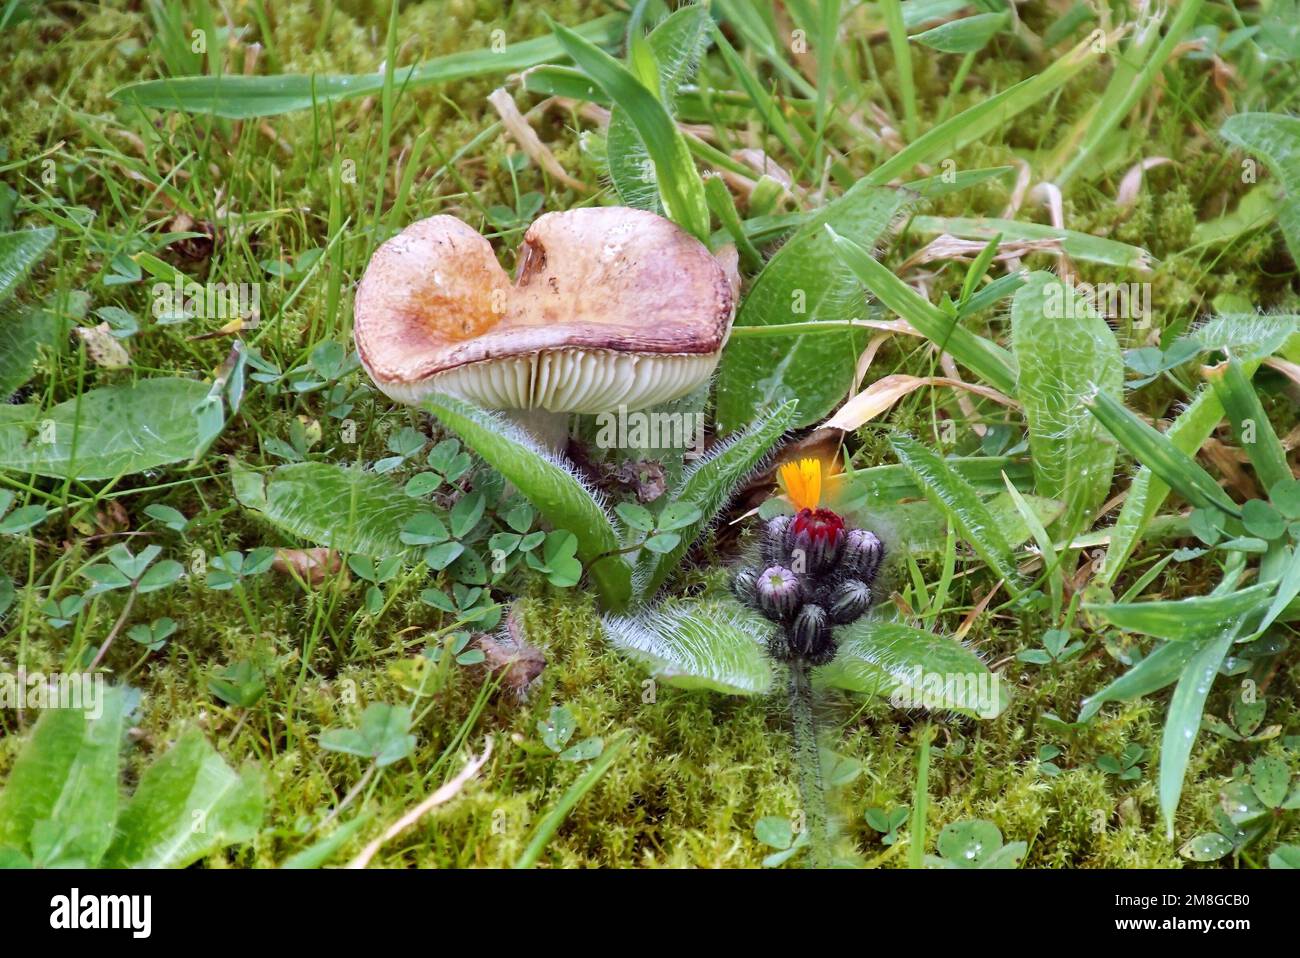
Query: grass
2 0 1300 868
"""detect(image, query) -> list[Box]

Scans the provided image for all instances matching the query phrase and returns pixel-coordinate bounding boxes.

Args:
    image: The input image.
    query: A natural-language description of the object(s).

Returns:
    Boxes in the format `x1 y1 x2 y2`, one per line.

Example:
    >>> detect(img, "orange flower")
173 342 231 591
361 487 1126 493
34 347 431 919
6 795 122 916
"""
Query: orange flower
778 457 822 512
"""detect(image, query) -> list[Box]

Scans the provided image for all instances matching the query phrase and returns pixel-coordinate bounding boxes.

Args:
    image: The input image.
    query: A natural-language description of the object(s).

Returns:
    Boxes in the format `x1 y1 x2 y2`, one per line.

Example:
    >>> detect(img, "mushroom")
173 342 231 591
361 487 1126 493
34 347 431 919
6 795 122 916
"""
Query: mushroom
353 207 737 447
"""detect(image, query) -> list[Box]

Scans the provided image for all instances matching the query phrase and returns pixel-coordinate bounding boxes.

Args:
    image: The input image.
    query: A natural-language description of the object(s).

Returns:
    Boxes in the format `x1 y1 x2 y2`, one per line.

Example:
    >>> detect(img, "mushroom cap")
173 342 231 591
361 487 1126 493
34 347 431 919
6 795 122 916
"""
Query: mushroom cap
353 207 735 413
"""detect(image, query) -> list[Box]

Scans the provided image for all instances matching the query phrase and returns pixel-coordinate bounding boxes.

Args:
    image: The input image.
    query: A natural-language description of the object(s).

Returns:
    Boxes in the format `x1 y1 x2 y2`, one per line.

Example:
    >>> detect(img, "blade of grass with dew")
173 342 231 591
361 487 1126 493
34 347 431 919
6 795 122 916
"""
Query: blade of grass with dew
910 216 1156 271
1160 624 1240 838
890 435 1022 590
111 14 627 118
715 186 911 432
514 729 632 869
1083 582 1275 642
1011 272 1124 540
552 20 709 242
423 394 631 611
1084 391 1241 518
827 227 1018 393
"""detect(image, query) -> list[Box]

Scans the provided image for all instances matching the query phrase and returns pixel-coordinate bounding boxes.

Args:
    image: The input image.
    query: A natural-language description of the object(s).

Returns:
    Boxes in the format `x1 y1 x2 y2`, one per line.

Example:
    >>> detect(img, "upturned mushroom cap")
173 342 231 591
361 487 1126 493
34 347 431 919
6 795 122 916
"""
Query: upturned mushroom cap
353 207 735 414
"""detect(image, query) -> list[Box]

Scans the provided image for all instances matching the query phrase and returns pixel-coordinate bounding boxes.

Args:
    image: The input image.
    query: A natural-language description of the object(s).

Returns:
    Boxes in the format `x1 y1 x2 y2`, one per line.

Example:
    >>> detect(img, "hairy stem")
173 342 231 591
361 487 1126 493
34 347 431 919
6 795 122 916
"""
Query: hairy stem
788 659 831 867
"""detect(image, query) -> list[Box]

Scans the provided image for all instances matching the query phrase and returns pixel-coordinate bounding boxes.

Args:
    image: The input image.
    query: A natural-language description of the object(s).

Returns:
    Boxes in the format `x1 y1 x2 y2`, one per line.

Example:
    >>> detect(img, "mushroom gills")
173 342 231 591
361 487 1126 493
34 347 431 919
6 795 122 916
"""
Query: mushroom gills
426 348 719 414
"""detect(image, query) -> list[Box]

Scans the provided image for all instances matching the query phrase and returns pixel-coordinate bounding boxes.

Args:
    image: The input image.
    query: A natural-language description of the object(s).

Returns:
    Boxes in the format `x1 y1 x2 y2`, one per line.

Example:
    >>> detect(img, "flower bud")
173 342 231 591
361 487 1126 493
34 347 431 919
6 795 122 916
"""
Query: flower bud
790 603 830 660
786 508 845 573
829 578 871 625
843 528 883 582
731 567 758 608
756 565 802 622
761 515 792 567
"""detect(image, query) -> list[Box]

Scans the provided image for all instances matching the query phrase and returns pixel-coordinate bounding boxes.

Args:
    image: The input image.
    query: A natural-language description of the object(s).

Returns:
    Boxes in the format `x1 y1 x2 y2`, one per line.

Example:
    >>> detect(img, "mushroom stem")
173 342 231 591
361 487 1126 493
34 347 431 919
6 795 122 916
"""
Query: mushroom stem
507 407 571 454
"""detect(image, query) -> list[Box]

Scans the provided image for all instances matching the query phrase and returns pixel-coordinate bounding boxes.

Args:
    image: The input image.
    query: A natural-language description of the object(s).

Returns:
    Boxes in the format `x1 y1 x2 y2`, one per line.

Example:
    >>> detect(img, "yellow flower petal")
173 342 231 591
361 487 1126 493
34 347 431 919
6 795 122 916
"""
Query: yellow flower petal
778 457 823 511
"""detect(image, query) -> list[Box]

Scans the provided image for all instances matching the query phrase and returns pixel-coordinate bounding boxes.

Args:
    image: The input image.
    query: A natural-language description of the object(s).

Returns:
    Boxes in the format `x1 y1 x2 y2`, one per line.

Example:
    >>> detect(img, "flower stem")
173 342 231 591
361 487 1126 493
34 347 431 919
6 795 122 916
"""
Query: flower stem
787 659 831 867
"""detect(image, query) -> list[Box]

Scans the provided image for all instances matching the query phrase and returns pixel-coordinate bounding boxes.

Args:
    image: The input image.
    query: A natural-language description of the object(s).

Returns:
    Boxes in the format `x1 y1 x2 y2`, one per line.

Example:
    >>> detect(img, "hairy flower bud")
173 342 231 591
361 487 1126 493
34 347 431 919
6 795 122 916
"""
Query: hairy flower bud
790 603 831 661
761 515 792 567
731 567 758 608
843 528 884 582
828 578 871 625
756 565 802 622
786 508 845 573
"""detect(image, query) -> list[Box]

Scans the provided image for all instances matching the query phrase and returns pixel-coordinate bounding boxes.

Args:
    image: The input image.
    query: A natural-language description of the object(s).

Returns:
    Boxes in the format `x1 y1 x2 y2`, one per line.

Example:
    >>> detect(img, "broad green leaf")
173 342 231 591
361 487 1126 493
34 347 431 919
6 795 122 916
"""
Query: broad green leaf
232 460 427 559
601 599 775 695
1084 583 1274 642
818 620 1009 719
1160 626 1237 837
553 21 709 241
1179 832 1233 862
890 435 1021 588
423 394 631 611
1220 113 1300 263
716 185 911 432
642 400 798 598
112 14 625 118
1011 272 1123 537
1 296 81 401
0 227 55 307
0 686 126 867
0 378 213 480
104 728 263 868
1270 844 1300 869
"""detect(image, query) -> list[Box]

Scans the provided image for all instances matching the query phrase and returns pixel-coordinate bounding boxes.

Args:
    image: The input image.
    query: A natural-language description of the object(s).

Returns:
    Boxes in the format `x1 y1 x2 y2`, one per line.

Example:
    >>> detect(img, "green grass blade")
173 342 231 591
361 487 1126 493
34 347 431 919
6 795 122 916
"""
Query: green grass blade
828 227 1018 393
1084 391 1241 518
1204 359 1291 492
1160 626 1237 838
1078 640 1198 723
514 729 633 869
112 14 626 118
1053 0 1204 187
423 394 632 611
863 29 1108 186
911 216 1155 271
880 0 918 140
1084 582 1275 643
553 20 709 241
